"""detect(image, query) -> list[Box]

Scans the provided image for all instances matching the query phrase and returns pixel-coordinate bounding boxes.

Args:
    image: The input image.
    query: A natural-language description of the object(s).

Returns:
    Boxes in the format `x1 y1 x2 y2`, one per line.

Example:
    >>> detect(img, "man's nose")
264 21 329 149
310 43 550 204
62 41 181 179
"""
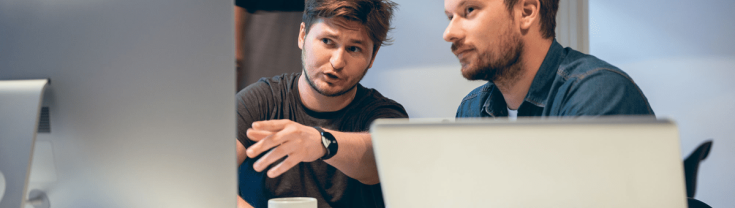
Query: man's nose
443 18 463 43
330 49 346 71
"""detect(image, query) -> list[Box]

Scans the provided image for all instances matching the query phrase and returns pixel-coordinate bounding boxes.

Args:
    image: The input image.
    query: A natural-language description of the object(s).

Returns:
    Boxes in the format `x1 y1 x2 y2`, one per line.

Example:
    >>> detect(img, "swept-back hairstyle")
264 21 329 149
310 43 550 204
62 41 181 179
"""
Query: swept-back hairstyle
302 0 398 51
504 0 559 39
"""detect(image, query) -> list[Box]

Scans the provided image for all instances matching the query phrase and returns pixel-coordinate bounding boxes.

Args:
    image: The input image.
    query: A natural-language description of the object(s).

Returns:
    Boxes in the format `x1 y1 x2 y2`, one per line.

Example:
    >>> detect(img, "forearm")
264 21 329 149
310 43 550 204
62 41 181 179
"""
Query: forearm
323 131 379 185
245 120 381 184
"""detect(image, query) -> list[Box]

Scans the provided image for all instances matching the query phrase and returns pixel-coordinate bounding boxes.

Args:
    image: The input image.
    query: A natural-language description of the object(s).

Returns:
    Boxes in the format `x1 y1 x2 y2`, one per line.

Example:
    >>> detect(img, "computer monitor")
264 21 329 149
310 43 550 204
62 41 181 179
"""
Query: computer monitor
0 0 236 207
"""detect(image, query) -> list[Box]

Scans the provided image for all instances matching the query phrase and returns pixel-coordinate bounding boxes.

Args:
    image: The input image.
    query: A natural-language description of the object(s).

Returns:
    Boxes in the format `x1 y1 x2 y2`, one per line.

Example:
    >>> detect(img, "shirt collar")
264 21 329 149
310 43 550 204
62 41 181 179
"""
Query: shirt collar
523 39 565 108
483 84 507 117
481 39 564 116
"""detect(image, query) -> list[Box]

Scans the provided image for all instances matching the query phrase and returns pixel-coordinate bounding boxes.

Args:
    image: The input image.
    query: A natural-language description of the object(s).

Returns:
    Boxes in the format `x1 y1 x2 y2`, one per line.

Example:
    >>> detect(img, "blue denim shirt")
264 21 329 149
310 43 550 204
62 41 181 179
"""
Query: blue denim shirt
456 40 654 118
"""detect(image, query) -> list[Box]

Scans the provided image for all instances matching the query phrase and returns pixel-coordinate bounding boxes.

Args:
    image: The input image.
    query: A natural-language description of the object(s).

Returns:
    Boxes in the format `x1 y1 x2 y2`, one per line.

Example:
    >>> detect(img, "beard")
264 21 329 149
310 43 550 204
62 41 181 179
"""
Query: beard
303 68 362 97
301 49 367 97
456 30 524 84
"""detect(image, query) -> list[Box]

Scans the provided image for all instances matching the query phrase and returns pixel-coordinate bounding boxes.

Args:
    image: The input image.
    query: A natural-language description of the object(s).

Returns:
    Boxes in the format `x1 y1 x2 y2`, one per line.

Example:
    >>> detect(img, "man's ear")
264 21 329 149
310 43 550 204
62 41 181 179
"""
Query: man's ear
367 46 380 69
298 22 306 50
519 0 540 31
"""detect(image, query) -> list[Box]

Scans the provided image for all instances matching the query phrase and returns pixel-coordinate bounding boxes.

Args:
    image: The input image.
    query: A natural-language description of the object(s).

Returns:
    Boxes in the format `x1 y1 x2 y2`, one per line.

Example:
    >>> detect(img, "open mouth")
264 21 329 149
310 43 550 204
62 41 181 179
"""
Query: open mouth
325 73 339 80
321 72 342 85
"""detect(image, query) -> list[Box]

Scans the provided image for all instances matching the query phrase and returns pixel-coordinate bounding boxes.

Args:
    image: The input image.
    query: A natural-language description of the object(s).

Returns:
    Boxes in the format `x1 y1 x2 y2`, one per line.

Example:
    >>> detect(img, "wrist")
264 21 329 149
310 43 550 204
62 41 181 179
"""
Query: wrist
313 126 338 160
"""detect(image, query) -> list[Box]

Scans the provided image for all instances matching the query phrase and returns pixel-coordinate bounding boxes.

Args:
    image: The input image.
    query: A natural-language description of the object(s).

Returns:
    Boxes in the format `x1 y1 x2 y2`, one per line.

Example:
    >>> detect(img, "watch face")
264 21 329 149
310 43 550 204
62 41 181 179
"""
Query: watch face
321 136 331 148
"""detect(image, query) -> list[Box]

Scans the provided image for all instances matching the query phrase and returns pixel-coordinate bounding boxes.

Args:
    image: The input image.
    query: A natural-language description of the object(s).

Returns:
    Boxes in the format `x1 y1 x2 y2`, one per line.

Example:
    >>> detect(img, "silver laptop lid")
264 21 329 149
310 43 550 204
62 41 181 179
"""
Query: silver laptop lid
371 117 686 208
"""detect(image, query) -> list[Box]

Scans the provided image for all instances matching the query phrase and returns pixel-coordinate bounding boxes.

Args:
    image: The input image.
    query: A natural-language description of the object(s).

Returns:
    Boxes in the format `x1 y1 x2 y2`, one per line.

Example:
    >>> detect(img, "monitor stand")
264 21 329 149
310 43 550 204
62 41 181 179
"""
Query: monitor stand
0 79 50 208
1 170 5 203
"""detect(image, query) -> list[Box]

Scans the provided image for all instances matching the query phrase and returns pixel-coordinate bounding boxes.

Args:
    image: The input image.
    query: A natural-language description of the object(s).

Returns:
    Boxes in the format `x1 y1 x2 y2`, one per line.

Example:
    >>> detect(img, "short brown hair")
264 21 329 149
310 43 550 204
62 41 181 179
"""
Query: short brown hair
504 0 559 39
302 0 398 51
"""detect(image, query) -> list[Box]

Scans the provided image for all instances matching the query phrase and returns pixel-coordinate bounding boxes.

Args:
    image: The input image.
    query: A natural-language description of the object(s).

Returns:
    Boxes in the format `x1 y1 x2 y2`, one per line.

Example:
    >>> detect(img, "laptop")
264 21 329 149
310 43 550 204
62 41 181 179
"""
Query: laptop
370 117 687 208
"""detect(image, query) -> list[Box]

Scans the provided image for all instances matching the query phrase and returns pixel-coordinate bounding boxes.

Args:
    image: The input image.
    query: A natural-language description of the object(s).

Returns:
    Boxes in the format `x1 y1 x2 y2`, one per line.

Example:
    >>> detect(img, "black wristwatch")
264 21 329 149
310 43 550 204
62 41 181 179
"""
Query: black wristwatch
313 126 338 160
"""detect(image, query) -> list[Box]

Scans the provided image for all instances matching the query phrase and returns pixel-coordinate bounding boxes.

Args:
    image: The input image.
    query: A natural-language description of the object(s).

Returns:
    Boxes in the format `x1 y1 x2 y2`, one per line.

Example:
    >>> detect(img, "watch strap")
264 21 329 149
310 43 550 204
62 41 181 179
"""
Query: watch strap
313 126 338 160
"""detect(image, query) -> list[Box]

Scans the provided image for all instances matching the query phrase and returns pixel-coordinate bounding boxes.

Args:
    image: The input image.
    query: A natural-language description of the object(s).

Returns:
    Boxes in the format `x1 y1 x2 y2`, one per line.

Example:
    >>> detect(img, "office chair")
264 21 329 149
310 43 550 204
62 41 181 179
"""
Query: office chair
683 140 713 208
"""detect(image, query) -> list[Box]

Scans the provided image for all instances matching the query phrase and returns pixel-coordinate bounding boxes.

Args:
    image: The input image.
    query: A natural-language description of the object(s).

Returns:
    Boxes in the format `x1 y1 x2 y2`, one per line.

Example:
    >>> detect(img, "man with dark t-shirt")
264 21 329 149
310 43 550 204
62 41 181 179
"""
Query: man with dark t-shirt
235 1 404 208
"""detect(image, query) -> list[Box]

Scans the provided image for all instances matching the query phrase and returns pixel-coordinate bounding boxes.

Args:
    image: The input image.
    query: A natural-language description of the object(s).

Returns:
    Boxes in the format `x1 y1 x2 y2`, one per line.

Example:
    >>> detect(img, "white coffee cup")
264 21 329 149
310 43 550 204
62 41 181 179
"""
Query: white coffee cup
268 197 317 208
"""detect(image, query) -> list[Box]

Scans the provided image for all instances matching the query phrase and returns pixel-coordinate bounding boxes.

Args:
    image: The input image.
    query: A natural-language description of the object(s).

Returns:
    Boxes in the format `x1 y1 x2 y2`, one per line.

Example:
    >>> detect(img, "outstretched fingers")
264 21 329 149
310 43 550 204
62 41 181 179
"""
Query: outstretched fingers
251 119 293 132
253 140 299 172
267 153 302 178
246 128 273 142
246 125 297 158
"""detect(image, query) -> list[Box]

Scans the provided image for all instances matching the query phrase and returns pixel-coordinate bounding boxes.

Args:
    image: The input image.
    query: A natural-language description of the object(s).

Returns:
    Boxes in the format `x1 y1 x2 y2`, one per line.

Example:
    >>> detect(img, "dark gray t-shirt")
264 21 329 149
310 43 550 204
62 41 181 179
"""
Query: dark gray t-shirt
237 73 408 208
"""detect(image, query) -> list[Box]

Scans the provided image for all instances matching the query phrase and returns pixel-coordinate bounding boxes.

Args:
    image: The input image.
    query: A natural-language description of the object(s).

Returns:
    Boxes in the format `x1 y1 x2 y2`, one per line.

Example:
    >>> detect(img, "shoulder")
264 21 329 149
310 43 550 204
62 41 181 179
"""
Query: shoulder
555 50 643 93
256 72 300 91
553 51 654 115
237 73 299 100
460 82 492 104
354 85 409 118
556 50 631 82
557 52 639 94
236 73 301 118
456 82 492 117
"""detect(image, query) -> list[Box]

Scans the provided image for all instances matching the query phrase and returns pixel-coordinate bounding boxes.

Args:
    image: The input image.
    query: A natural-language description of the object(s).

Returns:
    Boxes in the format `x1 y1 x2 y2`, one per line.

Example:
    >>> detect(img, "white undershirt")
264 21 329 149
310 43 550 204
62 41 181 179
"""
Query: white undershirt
507 107 518 120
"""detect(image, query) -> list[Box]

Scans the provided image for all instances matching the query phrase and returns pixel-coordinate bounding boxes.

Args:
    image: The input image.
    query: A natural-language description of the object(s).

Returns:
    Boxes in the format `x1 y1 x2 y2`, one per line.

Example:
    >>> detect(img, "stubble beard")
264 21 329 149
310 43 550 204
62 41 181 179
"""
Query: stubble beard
460 29 525 88
301 49 367 97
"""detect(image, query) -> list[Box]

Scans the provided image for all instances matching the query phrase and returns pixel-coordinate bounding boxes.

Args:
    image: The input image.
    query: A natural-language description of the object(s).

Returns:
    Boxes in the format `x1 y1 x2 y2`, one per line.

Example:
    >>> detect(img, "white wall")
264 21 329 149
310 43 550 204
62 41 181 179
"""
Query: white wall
590 1 735 207
361 0 486 119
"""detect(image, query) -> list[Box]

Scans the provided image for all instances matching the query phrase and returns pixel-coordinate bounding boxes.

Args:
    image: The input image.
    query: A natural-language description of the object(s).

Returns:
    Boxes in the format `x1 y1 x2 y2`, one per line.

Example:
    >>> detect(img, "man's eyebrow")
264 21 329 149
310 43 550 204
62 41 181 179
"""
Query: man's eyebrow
458 0 482 11
351 39 366 45
322 33 368 47
446 0 473 17
324 34 339 40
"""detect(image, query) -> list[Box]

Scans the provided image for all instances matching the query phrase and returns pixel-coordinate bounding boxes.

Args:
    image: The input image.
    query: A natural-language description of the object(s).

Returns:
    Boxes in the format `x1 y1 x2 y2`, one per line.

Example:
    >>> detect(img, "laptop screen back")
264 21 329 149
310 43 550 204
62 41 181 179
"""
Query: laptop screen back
371 118 686 208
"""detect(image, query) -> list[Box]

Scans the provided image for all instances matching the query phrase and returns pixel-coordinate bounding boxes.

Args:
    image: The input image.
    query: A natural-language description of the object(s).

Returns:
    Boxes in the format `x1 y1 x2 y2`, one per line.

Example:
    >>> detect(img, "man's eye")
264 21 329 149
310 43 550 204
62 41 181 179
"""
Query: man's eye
466 7 475 15
348 46 361 53
322 38 332 44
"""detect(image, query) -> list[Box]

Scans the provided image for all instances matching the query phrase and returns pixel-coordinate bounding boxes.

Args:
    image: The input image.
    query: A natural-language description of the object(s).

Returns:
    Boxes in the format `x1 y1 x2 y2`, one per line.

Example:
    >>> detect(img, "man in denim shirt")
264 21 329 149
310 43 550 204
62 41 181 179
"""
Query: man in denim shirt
443 0 653 118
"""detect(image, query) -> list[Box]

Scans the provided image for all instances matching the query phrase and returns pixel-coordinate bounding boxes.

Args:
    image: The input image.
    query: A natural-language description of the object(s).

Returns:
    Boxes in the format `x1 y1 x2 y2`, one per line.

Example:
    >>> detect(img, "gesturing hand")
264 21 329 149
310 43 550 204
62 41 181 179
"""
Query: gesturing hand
245 119 326 178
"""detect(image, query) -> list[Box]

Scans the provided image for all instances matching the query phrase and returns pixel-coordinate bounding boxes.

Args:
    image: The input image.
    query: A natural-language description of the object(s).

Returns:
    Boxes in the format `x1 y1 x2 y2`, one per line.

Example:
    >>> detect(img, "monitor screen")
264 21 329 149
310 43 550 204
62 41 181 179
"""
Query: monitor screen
0 0 236 207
